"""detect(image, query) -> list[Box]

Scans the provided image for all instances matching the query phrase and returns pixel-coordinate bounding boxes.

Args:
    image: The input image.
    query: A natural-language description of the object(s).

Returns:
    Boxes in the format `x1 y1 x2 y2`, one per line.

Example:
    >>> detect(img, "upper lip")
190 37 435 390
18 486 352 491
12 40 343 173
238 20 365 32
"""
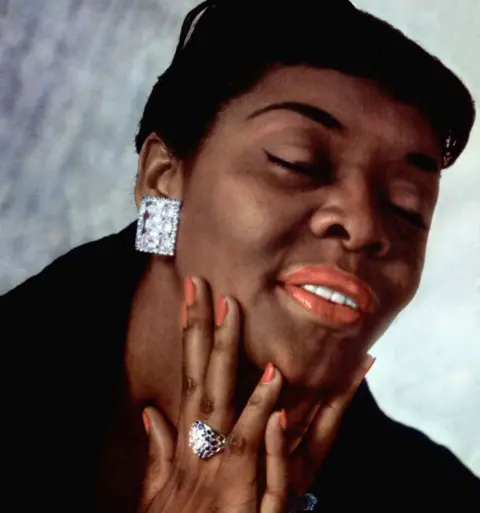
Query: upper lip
279 265 377 313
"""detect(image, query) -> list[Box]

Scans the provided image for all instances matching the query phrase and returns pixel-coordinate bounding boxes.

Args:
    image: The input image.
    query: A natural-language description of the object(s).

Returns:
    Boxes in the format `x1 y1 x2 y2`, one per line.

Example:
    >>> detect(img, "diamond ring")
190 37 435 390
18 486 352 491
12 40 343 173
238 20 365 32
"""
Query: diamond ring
189 420 227 460
288 493 318 512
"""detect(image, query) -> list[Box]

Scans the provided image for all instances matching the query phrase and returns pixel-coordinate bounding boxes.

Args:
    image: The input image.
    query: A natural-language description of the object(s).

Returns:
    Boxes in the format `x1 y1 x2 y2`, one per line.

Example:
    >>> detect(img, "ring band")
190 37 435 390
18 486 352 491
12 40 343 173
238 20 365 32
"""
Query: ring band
189 420 227 459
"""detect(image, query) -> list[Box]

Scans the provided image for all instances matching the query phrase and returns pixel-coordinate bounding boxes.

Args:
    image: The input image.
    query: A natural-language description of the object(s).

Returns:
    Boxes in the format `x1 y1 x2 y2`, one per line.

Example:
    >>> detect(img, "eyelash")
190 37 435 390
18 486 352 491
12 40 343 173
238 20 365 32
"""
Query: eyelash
390 204 428 230
266 152 428 230
266 152 316 175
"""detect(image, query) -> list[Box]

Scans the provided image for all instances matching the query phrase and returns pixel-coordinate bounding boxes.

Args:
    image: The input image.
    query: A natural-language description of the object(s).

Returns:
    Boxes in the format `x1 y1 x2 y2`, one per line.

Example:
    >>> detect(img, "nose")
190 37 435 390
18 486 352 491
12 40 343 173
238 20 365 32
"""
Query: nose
309 180 391 258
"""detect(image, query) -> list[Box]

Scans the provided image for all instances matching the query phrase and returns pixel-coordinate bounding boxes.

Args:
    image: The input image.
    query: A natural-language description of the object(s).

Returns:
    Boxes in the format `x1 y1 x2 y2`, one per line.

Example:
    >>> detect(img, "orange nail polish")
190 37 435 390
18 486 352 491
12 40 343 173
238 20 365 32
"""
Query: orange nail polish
181 301 187 328
279 409 287 430
142 410 150 435
184 277 196 306
261 363 275 384
215 295 229 327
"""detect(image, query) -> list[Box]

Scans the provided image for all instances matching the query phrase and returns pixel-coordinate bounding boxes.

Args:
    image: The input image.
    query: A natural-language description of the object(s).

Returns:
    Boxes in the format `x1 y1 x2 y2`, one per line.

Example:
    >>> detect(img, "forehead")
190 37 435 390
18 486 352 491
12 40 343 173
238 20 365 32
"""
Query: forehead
222 66 442 162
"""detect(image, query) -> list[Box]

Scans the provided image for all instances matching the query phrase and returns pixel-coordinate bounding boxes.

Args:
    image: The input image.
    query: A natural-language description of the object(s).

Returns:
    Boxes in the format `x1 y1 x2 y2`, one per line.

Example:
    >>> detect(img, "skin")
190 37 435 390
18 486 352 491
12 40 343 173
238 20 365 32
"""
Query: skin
95 66 442 511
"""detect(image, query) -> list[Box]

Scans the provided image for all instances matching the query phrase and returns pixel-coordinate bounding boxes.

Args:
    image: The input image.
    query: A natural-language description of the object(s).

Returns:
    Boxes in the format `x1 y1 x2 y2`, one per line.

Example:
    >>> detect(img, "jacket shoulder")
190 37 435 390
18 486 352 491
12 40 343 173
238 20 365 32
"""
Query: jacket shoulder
318 383 480 510
364 410 480 509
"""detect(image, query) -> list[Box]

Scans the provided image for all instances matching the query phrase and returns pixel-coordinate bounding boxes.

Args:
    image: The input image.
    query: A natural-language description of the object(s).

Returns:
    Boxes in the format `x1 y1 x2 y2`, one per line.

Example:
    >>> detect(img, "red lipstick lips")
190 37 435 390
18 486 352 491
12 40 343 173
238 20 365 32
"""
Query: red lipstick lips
278 265 375 327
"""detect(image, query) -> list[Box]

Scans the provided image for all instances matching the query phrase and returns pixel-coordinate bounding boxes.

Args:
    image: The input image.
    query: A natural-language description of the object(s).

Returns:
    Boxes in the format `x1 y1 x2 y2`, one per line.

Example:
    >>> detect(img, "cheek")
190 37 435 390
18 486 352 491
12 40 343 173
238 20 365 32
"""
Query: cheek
384 214 429 292
180 167 297 267
176 167 312 316
382 242 426 315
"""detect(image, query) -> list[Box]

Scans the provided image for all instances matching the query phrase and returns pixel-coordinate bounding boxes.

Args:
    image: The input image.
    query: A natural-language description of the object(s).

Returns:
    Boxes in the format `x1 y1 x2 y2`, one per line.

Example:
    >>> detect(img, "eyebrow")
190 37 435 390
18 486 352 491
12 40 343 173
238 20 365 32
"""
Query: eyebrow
246 101 345 131
247 101 440 175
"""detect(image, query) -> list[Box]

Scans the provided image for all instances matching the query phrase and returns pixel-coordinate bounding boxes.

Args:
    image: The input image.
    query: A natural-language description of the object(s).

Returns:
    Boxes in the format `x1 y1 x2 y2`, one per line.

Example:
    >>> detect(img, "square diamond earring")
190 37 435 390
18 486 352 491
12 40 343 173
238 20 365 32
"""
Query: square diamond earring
135 196 182 256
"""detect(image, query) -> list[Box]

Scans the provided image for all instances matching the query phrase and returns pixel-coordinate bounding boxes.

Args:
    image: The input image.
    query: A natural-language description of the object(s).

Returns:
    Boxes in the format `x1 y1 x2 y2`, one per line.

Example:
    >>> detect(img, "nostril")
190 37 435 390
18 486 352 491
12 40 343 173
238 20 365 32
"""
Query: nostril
325 223 349 239
324 222 389 257
366 240 385 257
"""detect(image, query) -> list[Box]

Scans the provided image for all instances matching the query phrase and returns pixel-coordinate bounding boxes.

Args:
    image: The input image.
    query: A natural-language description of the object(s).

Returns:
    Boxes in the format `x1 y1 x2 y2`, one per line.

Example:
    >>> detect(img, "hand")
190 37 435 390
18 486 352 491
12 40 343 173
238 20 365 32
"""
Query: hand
137 276 374 512
138 276 288 513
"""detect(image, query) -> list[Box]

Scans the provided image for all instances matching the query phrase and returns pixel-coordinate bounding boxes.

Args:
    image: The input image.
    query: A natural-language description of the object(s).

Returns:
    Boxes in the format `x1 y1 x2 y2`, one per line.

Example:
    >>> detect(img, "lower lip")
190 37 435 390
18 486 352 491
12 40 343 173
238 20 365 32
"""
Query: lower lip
281 284 362 326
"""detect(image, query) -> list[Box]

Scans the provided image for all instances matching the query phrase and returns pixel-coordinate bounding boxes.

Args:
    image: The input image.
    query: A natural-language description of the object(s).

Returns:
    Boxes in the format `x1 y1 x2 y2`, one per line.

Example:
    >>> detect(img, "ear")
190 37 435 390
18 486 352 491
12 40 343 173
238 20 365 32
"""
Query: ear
134 132 184 209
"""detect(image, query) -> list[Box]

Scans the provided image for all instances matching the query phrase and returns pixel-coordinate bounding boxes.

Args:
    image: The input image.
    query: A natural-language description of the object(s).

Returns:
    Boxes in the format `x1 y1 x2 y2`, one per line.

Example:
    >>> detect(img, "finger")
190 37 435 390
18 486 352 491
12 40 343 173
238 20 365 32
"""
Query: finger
293 354 376 492
139 406 176 511
203 296 241 433
180 277 215 430
228 364 283 458
308 354 376 452
286 402 321 455
260 411 288 513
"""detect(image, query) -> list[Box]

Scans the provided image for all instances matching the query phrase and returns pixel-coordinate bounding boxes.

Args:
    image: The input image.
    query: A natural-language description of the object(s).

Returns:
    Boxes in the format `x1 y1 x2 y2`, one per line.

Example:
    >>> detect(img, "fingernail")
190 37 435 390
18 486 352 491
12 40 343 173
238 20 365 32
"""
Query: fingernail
142 410 150 435
215 295 229 327
181 300 187 328
261 363 276 384
363 354 376 376
279 409 287 430
184 277 196 306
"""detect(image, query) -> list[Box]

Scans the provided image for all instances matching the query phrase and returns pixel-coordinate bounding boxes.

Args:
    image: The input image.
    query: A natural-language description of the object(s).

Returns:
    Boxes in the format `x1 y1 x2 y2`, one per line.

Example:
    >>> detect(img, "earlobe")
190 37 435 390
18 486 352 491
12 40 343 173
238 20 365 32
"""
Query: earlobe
134 132 184 208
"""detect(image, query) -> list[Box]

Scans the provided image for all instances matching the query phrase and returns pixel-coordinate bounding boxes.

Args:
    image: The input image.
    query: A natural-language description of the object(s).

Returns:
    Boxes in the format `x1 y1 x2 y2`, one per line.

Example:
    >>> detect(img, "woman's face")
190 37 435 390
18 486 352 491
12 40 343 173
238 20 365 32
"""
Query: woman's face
175 66 442 388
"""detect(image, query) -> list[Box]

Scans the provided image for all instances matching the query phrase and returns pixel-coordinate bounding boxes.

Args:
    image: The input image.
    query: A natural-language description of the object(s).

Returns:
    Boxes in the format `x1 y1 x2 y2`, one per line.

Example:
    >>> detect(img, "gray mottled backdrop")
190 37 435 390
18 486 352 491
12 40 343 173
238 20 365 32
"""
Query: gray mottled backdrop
1 1 479 474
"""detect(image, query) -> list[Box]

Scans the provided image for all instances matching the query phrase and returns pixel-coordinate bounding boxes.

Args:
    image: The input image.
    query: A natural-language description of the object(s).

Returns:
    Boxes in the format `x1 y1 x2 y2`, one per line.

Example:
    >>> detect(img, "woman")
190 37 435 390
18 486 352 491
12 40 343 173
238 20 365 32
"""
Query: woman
2 0 479 511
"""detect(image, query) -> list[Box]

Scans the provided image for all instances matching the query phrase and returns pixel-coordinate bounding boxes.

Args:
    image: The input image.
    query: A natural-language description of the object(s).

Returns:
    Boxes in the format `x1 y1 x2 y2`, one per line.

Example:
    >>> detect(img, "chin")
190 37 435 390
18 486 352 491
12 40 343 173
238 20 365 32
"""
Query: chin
242 323 351 391
239 286 382 389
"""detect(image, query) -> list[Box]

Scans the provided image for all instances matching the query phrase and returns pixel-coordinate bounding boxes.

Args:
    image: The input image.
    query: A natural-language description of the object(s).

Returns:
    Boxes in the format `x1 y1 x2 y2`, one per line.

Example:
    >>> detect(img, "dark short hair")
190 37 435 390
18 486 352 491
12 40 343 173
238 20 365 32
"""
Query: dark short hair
135 0 475 169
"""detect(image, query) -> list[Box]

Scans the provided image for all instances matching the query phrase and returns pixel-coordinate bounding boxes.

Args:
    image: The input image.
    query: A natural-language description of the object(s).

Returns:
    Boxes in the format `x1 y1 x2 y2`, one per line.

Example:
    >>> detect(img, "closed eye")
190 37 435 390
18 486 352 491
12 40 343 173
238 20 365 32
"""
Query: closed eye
265 151 316 175
390 204 428 230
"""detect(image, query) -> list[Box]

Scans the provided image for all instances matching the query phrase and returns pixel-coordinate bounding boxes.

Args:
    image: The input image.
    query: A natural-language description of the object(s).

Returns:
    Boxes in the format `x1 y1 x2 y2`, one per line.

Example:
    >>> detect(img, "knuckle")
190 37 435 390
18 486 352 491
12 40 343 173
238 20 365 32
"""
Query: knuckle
225 433 248 458
246 391 265 410
265 487 288 504
182 315 212 350
199 395 215 417
182 316 203 337
181 323 194 344
211 335 233 355
182 374 198 397
189 323 212 344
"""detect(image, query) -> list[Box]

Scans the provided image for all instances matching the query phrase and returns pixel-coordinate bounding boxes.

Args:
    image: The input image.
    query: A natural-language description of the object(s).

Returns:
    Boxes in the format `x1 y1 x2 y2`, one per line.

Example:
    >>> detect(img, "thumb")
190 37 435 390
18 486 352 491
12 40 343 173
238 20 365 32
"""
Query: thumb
138 406 176 511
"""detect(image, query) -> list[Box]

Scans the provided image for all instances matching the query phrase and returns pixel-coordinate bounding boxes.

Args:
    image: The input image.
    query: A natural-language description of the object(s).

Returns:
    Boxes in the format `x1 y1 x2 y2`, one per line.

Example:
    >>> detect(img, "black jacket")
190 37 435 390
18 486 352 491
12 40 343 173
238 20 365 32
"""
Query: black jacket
2 222 479 511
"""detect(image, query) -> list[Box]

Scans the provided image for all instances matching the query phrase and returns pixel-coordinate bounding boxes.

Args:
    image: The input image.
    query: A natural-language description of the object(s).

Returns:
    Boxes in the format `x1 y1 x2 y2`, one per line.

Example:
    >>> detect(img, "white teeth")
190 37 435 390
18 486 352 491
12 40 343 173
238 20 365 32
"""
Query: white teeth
302 284 332 300
300 284 359 310
330 291 346 304
344 297 359 309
